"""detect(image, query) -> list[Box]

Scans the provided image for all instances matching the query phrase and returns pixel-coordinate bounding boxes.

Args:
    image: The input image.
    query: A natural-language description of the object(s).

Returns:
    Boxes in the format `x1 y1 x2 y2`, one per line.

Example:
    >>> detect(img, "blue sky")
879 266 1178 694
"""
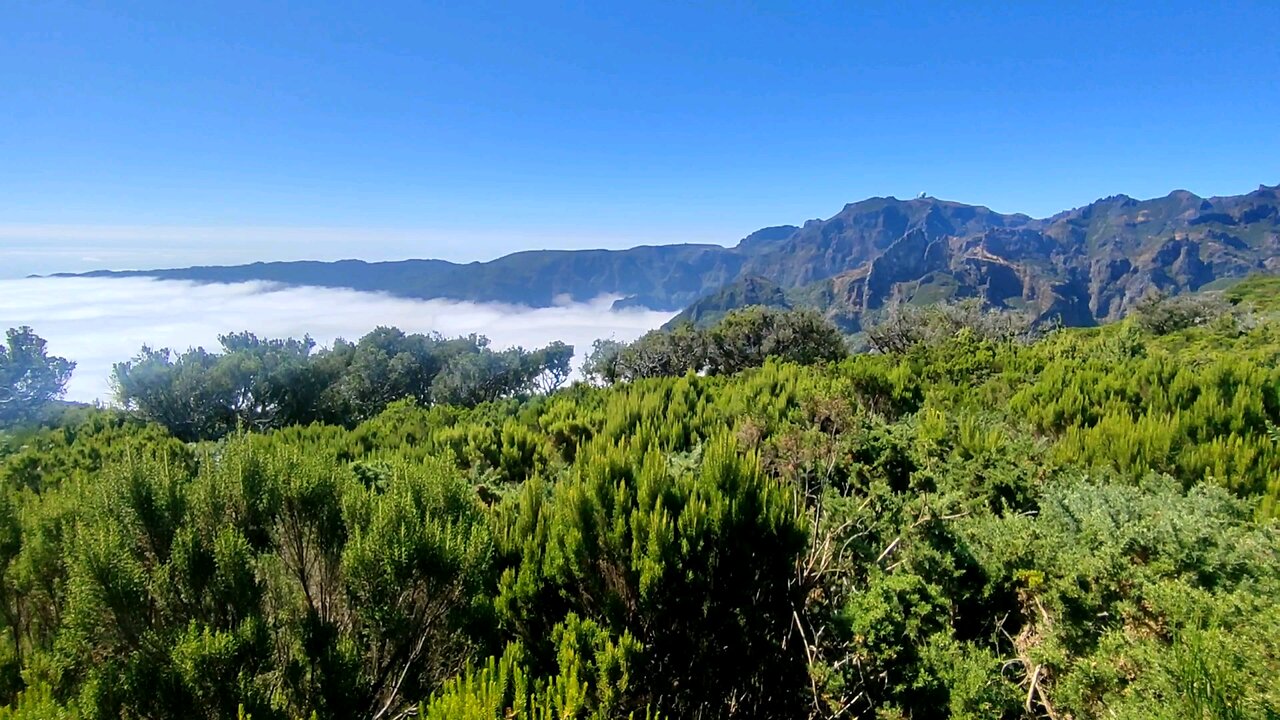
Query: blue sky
3 1 1278 275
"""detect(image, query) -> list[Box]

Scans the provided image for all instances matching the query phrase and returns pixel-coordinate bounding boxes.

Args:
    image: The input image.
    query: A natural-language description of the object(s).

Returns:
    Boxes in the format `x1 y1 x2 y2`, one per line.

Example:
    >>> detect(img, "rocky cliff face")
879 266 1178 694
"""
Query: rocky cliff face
732 184 1280 329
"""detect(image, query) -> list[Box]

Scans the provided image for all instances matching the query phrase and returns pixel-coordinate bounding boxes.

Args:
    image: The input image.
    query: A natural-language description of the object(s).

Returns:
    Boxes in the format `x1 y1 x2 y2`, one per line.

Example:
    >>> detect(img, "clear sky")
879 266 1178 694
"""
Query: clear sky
3 1 1278 276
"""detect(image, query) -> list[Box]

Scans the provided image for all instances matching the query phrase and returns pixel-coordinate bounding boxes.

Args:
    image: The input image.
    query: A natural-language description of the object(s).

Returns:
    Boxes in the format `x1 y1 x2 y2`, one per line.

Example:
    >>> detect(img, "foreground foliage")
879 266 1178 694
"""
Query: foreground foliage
1 283 1279 718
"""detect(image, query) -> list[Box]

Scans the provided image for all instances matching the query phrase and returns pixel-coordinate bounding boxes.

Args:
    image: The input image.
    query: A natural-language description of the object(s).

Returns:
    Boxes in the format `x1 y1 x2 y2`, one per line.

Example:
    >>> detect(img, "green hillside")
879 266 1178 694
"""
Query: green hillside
1 281 1279 718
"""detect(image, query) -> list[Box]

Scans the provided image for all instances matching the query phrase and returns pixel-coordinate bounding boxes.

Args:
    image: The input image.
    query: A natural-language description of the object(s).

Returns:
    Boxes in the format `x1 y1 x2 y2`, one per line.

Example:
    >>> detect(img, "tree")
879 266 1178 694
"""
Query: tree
705 307 847 375
588 308 846 384
1132 290 1233 335
865 299 1036 354
212 332 322 430
432 341 572 406
112 345 241 441
0 327 75 428
319 327 448 423
529 341 574 394
610 324 707 382
431 346 516 407
582 339 627 385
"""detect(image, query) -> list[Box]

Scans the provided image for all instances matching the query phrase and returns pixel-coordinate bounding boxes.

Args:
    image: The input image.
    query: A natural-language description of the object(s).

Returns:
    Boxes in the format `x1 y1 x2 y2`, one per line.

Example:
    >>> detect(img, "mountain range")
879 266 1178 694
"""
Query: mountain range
59 183 1280 331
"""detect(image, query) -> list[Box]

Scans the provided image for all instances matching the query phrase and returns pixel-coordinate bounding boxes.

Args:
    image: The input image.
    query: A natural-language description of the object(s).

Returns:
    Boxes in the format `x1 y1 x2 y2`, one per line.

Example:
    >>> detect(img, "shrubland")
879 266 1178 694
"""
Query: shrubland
0 285 1278 718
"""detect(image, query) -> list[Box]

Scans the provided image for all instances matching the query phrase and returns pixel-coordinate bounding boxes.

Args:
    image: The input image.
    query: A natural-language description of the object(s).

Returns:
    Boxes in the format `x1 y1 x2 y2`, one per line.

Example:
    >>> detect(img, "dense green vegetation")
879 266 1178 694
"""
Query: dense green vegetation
585 306 848 383
1 286 1280 718
111 329 574 441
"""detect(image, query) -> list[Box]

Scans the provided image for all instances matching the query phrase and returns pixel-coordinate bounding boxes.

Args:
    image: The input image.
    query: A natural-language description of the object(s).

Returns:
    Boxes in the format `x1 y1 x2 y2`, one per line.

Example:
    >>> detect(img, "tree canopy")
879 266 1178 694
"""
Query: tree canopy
110 328 574 441
0 327 74 428
586 307 849 383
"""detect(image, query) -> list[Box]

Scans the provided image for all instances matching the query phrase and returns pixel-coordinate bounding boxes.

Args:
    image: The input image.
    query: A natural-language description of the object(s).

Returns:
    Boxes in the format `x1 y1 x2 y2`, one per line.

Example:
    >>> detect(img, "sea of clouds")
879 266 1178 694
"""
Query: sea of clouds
0 277 676 403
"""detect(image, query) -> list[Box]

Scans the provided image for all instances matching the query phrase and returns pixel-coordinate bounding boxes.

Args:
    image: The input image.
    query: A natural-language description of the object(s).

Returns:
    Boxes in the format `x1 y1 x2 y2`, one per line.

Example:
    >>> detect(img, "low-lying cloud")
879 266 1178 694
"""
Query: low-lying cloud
0 277 676 403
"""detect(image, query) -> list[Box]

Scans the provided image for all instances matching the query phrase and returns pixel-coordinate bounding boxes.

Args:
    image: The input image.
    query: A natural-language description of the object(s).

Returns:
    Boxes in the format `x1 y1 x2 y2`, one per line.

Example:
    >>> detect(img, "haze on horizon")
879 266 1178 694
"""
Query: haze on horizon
3 2 1278 278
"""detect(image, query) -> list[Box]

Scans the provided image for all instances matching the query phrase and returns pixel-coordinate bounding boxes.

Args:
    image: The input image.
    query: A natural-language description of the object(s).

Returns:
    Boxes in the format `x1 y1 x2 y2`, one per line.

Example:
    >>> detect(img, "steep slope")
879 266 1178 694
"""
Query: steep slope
1056 186 1280 318
662 276 791 329
733 184 1279 328
741 196 1032 287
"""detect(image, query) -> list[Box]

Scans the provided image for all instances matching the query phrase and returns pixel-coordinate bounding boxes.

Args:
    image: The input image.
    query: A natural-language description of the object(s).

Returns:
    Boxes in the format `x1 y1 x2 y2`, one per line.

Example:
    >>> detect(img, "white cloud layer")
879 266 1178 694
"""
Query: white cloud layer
0 277 675 403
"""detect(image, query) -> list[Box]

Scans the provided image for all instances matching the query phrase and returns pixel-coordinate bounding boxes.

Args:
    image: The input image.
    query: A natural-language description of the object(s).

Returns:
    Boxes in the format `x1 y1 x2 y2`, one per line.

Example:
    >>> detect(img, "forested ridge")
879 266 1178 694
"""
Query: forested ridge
1 279 1280 718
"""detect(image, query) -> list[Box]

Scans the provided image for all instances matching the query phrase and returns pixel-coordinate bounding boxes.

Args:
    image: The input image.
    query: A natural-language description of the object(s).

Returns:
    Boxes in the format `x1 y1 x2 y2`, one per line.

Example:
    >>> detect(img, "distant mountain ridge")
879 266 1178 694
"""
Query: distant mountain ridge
59 183 1280 329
